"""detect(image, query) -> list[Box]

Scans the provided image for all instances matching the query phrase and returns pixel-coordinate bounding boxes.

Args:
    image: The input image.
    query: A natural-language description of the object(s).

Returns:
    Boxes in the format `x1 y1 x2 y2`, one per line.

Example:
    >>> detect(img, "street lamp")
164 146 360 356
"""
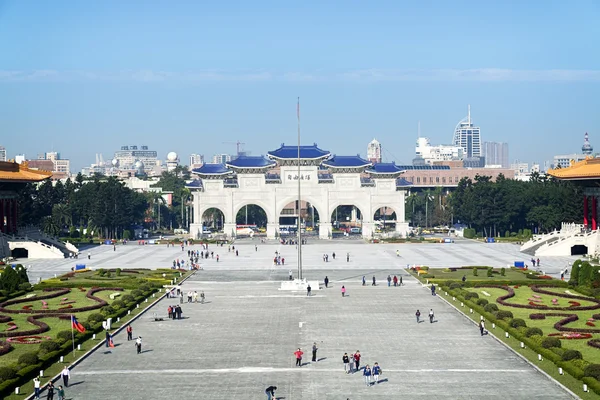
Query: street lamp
425 195 434 229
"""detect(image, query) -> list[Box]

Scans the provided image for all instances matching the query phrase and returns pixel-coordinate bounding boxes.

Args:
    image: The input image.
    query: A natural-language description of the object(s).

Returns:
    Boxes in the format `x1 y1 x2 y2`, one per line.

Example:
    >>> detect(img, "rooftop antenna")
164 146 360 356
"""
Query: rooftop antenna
468 104 471 125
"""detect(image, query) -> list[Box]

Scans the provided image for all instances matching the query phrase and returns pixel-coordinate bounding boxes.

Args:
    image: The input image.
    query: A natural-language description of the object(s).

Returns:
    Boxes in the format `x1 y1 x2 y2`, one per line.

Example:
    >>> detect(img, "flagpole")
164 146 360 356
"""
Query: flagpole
71 314 75 357
297 97 303 281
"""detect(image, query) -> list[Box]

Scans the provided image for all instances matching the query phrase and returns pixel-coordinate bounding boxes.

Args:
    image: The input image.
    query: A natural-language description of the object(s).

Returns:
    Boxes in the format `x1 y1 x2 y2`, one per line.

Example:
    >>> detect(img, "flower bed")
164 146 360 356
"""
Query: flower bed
6 335 52 344
548 332 593 339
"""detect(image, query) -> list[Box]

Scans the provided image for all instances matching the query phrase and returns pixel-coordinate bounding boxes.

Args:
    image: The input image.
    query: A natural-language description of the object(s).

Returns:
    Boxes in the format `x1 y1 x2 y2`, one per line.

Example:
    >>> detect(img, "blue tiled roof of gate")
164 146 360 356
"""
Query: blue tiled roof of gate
322 155 371 168
191 163 231 175
366 163 402 174
396 177 414 187
185 179 204 188
226 155 275 168
267 143 331 159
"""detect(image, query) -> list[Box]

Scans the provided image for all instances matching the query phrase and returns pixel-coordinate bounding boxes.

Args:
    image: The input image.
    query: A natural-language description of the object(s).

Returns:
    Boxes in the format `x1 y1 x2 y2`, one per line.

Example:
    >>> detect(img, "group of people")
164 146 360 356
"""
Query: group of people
167 304 184 319
341 351 383 386
183 290 205 303
415 309 435 323
33 377 64 400
273 254 285 266
386 275 403 287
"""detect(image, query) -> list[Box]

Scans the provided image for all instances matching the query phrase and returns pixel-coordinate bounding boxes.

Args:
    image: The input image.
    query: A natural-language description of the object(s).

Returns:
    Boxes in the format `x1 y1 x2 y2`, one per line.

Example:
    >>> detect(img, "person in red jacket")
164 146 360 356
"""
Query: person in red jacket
294 348 304 367
353 350 361 371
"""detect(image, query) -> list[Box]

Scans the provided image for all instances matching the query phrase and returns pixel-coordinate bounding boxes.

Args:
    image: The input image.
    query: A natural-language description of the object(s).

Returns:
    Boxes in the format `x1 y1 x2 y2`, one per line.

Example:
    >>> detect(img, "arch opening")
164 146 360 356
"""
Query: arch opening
374 206 398 232
279 200 320 236
571 245 588 256
236 204 268 236
331 205 363 236
201 208 225 234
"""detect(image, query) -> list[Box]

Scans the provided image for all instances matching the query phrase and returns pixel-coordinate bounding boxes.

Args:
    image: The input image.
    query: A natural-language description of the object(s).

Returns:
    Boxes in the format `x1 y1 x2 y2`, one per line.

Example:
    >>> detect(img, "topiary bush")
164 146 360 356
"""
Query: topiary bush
0 366 16 382
495 310 513 319
584 364 600 381
131 289 143 299
562 349 583 361
509 318 527 328
38 340 60 355
87 313 105 324
484 303 499 313
101 305 115 317
525 327 543 337
473 268 478 277
500 267 506 276
542 337 562 349
449 282 463 290
111 300 125 310
487 268 493 277
115 268 122 277
477 299 489 306
56 330 73 344
465 292 479 300
121 294 135 304
18 352 39 366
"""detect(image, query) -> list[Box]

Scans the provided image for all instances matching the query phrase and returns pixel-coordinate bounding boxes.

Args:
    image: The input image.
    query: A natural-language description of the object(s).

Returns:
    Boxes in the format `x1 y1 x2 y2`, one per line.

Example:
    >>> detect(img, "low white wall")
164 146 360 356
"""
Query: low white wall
8 241 64 259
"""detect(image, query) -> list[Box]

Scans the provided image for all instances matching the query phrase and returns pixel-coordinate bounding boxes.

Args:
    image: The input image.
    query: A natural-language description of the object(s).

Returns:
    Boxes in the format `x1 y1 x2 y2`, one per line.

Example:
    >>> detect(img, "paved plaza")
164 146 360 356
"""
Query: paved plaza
24 237 576 284
30 239 576 399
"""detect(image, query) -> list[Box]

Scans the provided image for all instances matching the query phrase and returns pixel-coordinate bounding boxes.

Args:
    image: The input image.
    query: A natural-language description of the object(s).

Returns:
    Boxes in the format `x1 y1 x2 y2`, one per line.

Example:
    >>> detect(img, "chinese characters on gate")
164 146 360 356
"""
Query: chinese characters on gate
288 174 310 181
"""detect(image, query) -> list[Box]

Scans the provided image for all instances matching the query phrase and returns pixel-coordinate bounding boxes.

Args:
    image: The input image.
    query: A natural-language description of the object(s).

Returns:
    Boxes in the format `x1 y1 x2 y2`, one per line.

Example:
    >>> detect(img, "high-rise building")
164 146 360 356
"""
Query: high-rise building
189 154 204 166
212 154 233 164
367 138 382 163
0 146 6 162
114 145 158 171
37 151 70 177
452 105 481 158
483 142 509 168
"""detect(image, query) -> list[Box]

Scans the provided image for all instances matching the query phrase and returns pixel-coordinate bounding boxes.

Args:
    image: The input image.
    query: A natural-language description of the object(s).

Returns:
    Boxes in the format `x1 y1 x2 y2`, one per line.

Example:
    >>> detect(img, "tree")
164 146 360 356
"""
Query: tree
0 266 20 293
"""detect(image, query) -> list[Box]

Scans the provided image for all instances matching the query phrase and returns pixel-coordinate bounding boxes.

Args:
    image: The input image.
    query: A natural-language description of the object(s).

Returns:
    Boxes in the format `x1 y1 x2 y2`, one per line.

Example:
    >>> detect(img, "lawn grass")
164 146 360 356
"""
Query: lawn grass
425 267 532 282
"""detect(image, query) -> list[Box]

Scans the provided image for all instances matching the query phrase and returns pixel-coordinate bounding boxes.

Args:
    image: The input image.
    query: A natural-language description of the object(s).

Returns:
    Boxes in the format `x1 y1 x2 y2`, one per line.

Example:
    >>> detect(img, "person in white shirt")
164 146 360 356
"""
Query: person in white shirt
61 366 70 387
33 376 41 399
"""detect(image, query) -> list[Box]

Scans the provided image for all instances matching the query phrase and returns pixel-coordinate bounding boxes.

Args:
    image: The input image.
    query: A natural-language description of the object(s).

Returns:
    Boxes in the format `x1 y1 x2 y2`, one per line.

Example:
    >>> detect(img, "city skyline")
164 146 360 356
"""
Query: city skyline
1 1 599 171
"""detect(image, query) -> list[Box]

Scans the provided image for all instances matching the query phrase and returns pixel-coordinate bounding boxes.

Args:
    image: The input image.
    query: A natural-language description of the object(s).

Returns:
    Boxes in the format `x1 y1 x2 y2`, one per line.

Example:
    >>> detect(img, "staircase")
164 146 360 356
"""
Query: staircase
520 223 584 256
18 228 78 258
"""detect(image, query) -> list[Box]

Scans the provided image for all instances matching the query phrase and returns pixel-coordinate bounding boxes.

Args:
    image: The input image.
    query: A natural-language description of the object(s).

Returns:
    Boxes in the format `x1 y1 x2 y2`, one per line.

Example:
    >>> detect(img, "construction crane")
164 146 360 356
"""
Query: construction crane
223 141 246 156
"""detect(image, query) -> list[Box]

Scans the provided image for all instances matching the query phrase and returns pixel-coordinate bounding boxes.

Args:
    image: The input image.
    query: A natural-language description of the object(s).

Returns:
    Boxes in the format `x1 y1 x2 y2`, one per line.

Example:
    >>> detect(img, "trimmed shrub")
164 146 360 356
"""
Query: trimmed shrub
56 330 73 344
495 310 513 319
111 300 125 310
500 267 506 276
463 228 476 239
0 366 16 382
115 268 122 277
487 268 493 278
484 303 499 313
18 352 39 366
38 340 60 355
509 318 527 328
465 292 479 300
542 337 562 349
477 299 489 306
121 294 135 304
101 305 115 317
562 349 583 361
449 282 463 290
584 364 600 381
131 289 143 299
87 313 105 324
525 327 543 337
473 268 478 277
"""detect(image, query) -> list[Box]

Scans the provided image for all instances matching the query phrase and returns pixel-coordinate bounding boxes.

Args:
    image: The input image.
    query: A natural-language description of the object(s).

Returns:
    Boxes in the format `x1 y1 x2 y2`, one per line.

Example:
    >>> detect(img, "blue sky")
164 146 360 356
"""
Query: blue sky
1 0 600 170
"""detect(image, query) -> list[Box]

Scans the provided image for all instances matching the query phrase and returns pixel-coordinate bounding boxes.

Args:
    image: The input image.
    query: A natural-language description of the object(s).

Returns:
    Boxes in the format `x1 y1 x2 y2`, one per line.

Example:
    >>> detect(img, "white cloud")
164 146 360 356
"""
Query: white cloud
0 68 600 83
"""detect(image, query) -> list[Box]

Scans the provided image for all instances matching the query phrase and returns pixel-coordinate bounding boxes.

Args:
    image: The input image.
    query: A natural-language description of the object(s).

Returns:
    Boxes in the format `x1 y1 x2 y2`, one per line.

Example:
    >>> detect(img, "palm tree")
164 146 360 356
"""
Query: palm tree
52 204 72 230
41 216 60 237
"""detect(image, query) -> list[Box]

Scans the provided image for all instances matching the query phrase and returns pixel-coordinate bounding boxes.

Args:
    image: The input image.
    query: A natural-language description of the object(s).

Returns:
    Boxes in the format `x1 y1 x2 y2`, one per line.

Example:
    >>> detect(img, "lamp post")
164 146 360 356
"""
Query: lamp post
425 195 433 229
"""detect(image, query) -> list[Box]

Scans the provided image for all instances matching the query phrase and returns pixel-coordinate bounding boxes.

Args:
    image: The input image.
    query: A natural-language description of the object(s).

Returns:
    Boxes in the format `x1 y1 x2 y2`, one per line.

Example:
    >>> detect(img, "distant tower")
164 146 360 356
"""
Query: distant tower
166 152 179 172
582 132 594 156
367 138 382 163
452 105 481 158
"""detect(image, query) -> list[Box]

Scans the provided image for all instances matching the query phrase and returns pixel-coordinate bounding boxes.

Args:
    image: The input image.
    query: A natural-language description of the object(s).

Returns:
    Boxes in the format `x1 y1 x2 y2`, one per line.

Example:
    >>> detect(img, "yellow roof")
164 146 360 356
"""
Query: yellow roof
547 157 600 180
0 161 52 182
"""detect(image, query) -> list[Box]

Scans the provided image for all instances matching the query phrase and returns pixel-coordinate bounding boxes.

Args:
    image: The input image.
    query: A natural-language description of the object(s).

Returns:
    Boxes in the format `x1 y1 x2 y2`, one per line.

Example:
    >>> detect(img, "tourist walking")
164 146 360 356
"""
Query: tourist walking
393 275 398 287
135 336 142 354
307 284 312 296
400 276 403 285
372 362 382 384
312 342 318 362
431 284 436 296
200 291 205 304
342 352 350 373
265 386 277 400
363 365 372 386
429 309 434 323
341 286 346 297
324 276 329 288
126 325 133 341
353 350 361 371
415 309 421 323
33 376 41 399
105 329 111 347
289 270 293 280
61 366 70 387
57 386 65 400
46 381 55 400
294 348 303 366
347 252 350 262
362 276 366 286
479 319 486 336
372 276 376 286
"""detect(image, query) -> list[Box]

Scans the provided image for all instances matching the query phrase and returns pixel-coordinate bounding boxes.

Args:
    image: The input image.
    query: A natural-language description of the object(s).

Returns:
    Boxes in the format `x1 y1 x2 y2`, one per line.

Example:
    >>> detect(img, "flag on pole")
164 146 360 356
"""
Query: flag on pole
297 97 300 119
71 315 86 333
108 335 115 348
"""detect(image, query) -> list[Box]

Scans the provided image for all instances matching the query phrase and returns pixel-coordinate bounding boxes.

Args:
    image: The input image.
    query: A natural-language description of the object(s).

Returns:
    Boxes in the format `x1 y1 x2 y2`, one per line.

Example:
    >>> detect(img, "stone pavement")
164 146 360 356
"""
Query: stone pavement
23 237 576 283
50 268 573 399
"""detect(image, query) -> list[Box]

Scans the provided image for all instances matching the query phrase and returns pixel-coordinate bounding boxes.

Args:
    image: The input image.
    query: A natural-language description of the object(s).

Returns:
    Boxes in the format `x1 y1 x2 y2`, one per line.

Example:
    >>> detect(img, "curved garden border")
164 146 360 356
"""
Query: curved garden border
0 287 124 315
476 285 600 311
0 340 12 355
0 313 72 338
